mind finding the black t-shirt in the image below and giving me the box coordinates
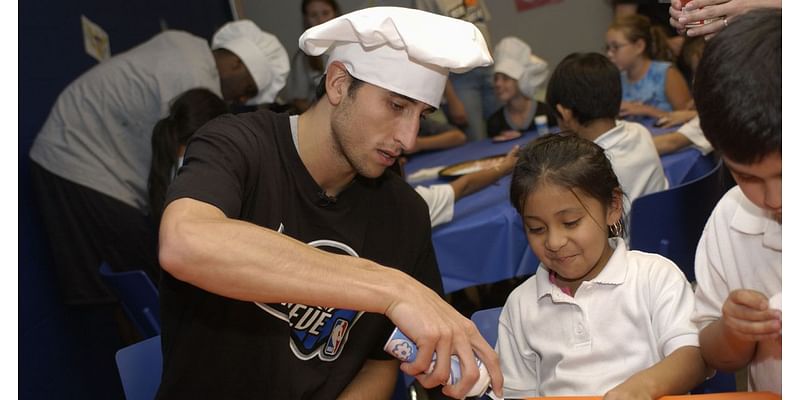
[486,101,557,138]
[157,110,443,399]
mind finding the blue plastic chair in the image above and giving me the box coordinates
[99,262,161,338]
[116,335,162,400]
[629,160,733,282]
[471,307,503,348]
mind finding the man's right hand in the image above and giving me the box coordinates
[721,289,782,342]
[382,271,503,399]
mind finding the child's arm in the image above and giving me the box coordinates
[449,145,519,200]
[604,346,707,400]
[664,66,693,112]
[653,132,693,155]
[699,289,782,372]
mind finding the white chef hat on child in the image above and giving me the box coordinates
[298,7,493,108]
[493,36,548,99]
[212,20,290,106]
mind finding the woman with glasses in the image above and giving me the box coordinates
[606,14,692,125]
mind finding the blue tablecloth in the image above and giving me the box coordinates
[405,127,714,293]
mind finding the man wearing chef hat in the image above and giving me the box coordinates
[157,7,503,400]
[28,20,289,309]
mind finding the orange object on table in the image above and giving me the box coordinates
[525,393,780,400]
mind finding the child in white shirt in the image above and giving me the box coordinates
[544,52,668,221]
[690,9,782,394]
[495,134,707,399]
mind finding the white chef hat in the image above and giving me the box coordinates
[212,19,290,105]
[493,36,549,99]
[298,6,493,108]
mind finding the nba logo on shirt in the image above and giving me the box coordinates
[324,318,348,356]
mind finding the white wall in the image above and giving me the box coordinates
[240,0,613,88]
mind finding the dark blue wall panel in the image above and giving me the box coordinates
[20,2,232,398]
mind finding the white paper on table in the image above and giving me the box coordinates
[406,166,445,184]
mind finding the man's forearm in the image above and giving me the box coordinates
[159,198,408,314]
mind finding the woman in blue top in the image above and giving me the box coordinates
[606,14,692,124]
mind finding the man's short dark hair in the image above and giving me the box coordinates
[694,9,781,164]
[545,53,622,125]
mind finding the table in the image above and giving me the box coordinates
[405,128,714,294]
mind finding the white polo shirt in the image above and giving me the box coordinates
[595,120,669,217]
[693,186,782,394]
[495,238,698,398]
[414,184,455,228]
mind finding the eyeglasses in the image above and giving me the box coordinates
[604,43,632,53]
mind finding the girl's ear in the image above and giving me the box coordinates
[633,38,647,55]
[606,187,624,227]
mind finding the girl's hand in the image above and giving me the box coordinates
[603,381,652,400]
[619,101,645,117]
[722,289,782,342]
[656,110,698,128]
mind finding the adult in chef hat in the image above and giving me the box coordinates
[155,7,505,400]
[487,36,554,139]
[298,6,493,108]
[212,19,290,105]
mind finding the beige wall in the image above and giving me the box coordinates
[240,0,614,92]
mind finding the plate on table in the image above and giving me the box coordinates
[491,130,522,142]
[438,154,506,178]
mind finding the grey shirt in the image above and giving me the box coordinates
[30,30,221,210]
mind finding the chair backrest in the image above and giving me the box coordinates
[116,335,162,400]
[99,262,161,338]
[629,160,733,282]
[470,307,503,348]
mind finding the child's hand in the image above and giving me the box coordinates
[722,289,782,342]
[619,101,649,118]
[495,145,520,175]
[656,110,698,128]
[603,381,652,400]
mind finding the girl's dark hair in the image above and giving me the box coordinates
[610,14,673,62]
[148,88,228,219]
[510,134,625,236]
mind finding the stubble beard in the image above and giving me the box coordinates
[330,101,384,179]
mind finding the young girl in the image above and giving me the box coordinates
[282,0,341,113]
[494,134,707,399]
[148,88,228,220]
[487,36,555,141]
[606,14,692,123]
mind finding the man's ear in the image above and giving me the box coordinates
[325,61,350,106]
